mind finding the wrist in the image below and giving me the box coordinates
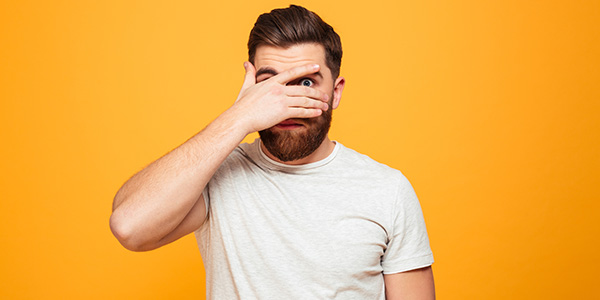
[217,107,254,139]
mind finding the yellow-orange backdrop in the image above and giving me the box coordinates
[1,0,598,299]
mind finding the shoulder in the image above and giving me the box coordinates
[335,143,408,182]
[335,143,419,203]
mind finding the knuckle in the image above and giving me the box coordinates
[286,68,298,79]
[304,98,312,107]
[300,109,311,117]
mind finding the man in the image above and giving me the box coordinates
[110,5,434,299]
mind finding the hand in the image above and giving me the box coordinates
[229,61,330,134]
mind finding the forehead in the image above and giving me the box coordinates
[254,43,329,73]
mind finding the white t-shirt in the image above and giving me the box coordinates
[195,139,433,299]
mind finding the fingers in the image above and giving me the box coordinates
[240,62,256,92]
[287,107,324,119]
[287,97,329,111]
[284,86,329,103]
[275,64,320,84]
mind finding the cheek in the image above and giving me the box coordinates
[317,86,335,100]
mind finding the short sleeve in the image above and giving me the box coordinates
[381,176,434,274]
[202,184,210,219]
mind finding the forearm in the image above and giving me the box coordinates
[110,110,249,250]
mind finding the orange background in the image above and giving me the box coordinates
[1,0,598,299]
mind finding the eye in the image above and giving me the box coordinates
[300,78,314,87]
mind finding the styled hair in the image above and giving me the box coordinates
[248,5,342,78]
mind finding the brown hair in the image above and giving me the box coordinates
[248,5,343,78]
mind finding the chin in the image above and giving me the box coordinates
[260,120,330,162]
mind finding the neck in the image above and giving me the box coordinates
[260,136,335,165]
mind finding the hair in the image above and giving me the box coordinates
[248,5,342,78]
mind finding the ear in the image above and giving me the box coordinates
[331,76,345,110]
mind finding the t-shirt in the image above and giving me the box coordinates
[195,139,433,299]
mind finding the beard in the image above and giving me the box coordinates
[259,103,332,162]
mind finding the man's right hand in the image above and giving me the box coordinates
[110,62,331,252]
[228,62,330,135]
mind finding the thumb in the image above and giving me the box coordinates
[240,61,256,92]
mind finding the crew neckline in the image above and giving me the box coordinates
[254,138,340,172]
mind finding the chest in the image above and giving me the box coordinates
[206,171,397,277]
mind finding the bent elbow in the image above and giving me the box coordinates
[109,212,152,252]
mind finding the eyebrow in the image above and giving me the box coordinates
[255,67,278,78]
[255,67,324,80]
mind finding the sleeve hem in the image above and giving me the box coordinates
[382,253,434,274]
[202,188,210,219]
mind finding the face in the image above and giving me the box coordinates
[254,43,343,162]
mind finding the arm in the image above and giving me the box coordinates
[384,266,435,300]
[109,62,329,251]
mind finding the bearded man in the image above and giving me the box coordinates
[110,5,435,299]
